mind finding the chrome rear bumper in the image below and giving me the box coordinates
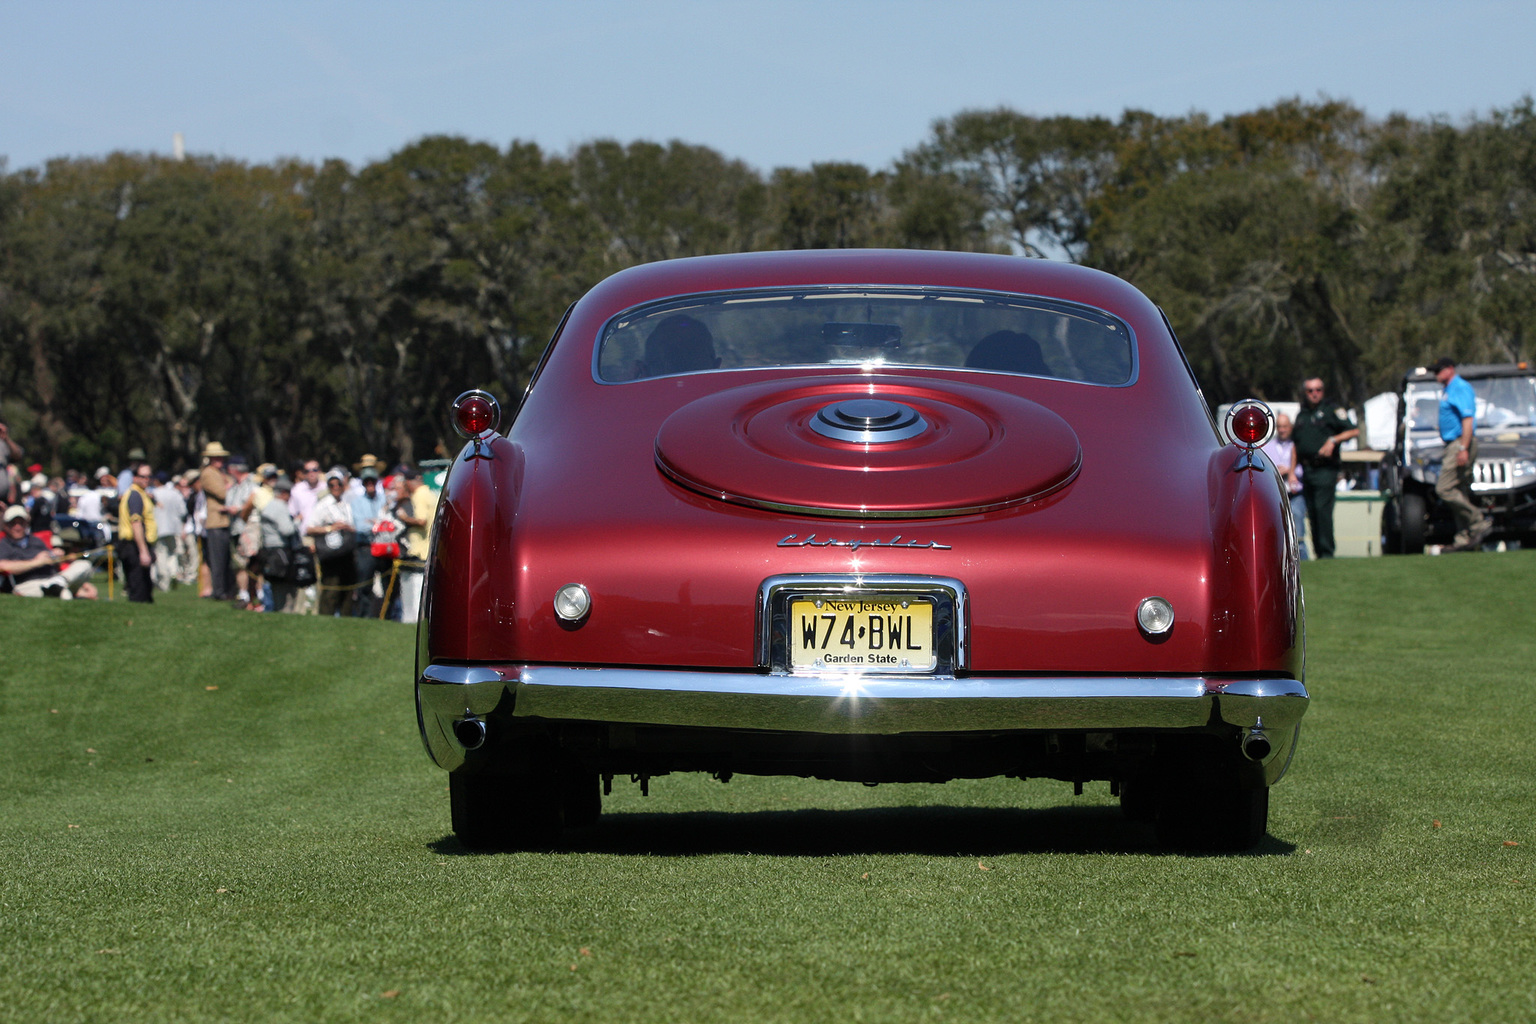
[417,664,1308,779]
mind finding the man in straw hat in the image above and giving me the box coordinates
[349,454,382,499]
[199,441,235,601]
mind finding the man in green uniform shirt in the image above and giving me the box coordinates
[1293,377,1359,558]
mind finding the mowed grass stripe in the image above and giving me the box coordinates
[1,554,1532,1023]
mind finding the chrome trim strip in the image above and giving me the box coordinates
[656,451,1081,519]
[657,451,1081,521]
[421,664,511,688]
[520,667,1211,702]
[1212,676,1310,726]
[417,663,1308,770]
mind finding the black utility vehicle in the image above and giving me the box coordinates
[1381,362,1536,552]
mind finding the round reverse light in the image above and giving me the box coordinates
[1224,399,1274,449]
[1137,596,1175,636]
[553,583,591,622]
[452,389,501,439]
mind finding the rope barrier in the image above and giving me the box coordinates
[379,559,402,620]
[314,577,377,592]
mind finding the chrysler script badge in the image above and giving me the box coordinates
[777,533,952,551]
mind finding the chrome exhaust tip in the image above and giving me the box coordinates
[1240,719,1272,762]
[453,714,487,751]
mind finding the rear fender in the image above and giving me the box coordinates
[1205,446,1303,678]
[418,434,525,672]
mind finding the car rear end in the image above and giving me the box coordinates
[416,250,1308,850]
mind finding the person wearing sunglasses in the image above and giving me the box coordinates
[1293,377,1359,558]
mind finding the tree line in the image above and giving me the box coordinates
[2,97,1534,473]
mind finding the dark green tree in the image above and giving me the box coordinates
[572,139,768,264]
[901,109,1120,260]
[1369,100,1536,376]
[769,162,892,249]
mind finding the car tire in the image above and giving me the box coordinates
[1118,776,1157,824]
[1381,498,1403,554]
[560,771,603,830]
[1154,784,1268,853]
[450,769,563,851]
[1399,491,1427,555]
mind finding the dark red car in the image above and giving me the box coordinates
[416,249,1308,851]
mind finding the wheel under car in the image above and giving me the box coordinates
[1122,745,1270,851]
[1149,782,1269,852]
[449,765,601,851]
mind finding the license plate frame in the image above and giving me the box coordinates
[759,575,968,676]
[788,595,936,673]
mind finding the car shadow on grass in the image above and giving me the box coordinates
[431,805,1296,857]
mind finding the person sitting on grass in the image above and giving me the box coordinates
[0,504,99,599]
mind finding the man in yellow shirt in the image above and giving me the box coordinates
[394,465,438,624]
[118,462,157,603]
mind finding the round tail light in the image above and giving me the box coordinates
[1224,399,1274,449]
[553,583,591,623]
[452,390,501,439]
[1137,596,1175,637]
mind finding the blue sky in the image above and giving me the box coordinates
[4,0,1534,174]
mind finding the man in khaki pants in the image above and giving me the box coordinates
[199,442,234,599]
[1430,357,1491,551]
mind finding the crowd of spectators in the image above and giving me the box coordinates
[1,423,437,620]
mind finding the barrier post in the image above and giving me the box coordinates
[379,559,401,620]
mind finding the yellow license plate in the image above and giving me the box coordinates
[789,596,936,673]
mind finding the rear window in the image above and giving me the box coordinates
[595,288,1134,386]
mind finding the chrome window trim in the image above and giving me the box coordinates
[755,573,969,674]
[590,285,1140,389]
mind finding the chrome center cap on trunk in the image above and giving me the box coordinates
[809,398,927,444]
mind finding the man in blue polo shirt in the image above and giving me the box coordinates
[1431,356,1491,551]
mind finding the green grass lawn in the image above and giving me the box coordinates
[2,554,1533,1023]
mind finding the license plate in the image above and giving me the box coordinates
[789,596,936,673]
